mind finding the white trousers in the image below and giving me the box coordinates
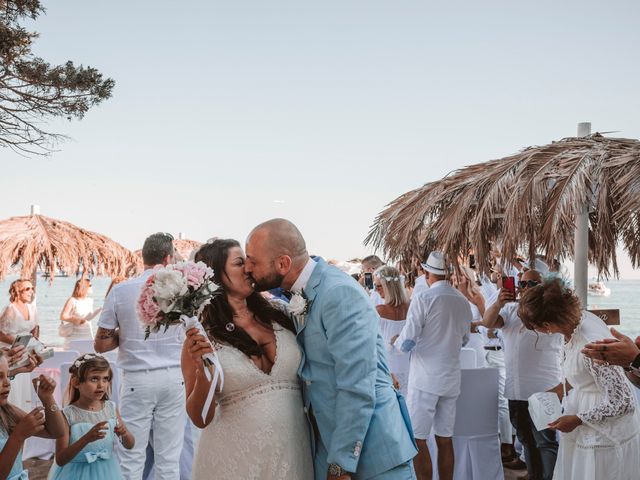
[119,367,186,480]
[484,349,513,443]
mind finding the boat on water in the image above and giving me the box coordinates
[588,281,611,297]
[40,271,69,278]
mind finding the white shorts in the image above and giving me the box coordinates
[407,389,457,439]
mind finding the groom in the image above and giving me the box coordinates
[245,219,417,480]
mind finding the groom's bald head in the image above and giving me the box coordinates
[245,219,309,291]
[248,218,308,260]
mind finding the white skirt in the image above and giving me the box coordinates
[553,431,640,480]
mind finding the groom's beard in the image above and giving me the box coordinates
[250,271,285,292]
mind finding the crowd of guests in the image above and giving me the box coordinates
[1,231,640,480]
[359,251,640,480]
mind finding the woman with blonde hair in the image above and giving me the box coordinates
[0,278,40,410]
[374,265,411,395]
[59,278,101,349]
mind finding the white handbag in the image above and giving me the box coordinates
[58,321,74,337]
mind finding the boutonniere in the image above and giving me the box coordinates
[289,290,311,326]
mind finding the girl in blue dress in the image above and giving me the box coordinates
[49,353,134,480]
[1,349,66,480]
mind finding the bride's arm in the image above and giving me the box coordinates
[181,330,217,428]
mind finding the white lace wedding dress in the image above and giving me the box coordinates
[555,311,640,480]
[192,326,314,480]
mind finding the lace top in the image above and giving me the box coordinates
[576,355,635,425]
[192,326,313,479]
[0,303,38,348]
[562,312,639,448]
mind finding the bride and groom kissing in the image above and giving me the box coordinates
[182,218,417,479]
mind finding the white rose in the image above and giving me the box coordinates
[152,269,188,301]
[288,293,307,316]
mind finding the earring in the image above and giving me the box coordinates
[225,322,235,332]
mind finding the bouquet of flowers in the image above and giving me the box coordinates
[137,260,218,339]
[137,261,223,421]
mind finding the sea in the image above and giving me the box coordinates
[0,275,639,347]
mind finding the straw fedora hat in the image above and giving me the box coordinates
[421,251,447,275]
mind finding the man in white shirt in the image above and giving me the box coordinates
[95,233,186,480]
[393,251,472,480]
[481,270,561,480]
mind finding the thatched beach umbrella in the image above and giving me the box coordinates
[173,239,202,261]
[366,130,640,302]
[0,207,140,282]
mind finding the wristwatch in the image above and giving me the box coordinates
[328,463,348,476]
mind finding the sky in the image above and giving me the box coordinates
[2,0,640,277]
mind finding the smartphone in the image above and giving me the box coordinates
[11,333,32,349]
[364,272,374,290]
[469,254,476,269]
[503,276,516,299]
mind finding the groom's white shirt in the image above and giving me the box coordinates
[291,258,317,293]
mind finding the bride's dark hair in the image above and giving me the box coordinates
[195,239,295,358]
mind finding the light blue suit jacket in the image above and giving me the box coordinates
[297,259,417,479]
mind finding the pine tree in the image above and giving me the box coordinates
[0,0,115,154]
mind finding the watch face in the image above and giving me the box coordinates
[328,464,344,476]
[632,353,640,369]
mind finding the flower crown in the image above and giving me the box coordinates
[72,353,105,369]
[374,272,405,283]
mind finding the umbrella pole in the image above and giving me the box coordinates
[574,122,591,307]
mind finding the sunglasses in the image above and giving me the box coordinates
[19,286,34,293]
[518,280,540,289]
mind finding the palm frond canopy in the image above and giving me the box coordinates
[0,214,140,282]
[173,239,202,261]
[366,134,640,277]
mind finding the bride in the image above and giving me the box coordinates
[518,278,640,480]
[181,239,313,479]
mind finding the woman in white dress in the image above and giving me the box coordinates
[374,265,411,396]
[0,279,39,410]
[518,278,640,480]
[59,278,101,349]
[181,239,313,480]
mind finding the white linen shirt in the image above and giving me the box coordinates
[412,275,429,298]
[499,302,563,400]
[395,280,472,397]
[98,269,183,372]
